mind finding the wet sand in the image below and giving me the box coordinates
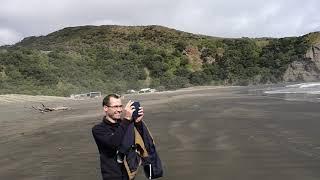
[1,86,320,180]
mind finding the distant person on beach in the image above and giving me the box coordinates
[92,94,144,180]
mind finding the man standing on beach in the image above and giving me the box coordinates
[92,94,144,180]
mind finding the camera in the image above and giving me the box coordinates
[132,101,141,119]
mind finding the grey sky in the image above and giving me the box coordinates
[0,0,319,45]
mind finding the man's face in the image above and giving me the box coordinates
[104,97,123,120]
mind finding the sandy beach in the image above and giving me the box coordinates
[1,86,320,180]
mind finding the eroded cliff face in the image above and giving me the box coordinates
[283,43,320,82]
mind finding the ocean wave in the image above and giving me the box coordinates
[285,82,320,88]
[265,82,320,95]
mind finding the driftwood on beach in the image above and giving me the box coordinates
[32,103,70,113]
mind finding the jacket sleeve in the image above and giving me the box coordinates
[92,120,130,149]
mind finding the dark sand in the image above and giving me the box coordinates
[1,86,320,180]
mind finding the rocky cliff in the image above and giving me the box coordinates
[283,43,320,82]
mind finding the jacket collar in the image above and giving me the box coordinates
[103,116,121,126]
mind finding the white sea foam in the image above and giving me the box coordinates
[285,83,320,88]
[265,82,320,95]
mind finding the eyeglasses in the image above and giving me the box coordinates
[107,105,123,109]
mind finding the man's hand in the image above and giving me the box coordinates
[135,106,144,123]
[123,100,134,120]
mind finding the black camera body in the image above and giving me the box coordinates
[132,101,141,119]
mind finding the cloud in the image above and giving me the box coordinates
[0,0,319,45]
[0,28,22,45]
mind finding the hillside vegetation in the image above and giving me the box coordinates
[0,25,318,96]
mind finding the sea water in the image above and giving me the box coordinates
[244,82,320,102]
[263,82,320,102]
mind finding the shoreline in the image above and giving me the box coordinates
[0,85,238,105]
[1,86,320,180]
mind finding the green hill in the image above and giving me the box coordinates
[0,25,319,96]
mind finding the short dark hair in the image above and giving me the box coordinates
[102,94,121,106]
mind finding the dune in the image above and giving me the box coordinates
[0,94,69,104]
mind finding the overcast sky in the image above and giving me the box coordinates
[0,0,320,45]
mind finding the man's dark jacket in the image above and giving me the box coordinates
[92,117,130,180]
